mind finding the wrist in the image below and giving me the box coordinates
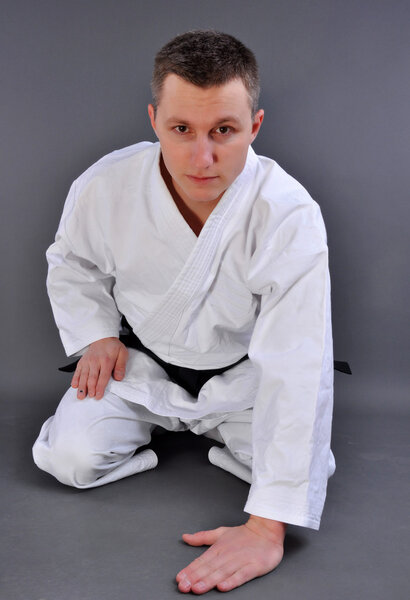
[89,336,119,347]
[245,515,287,544]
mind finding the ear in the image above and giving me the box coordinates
[250,109,264,142]
[148,104,157,134]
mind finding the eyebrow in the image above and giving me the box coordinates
[164,116,242,127]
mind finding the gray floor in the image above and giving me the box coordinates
[1,376,409,600]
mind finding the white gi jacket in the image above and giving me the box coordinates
[47,141,334,530]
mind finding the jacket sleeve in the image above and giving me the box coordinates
[46,178,122,356]
[244,201,334,530]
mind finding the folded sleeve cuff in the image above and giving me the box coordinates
[61,326,121,357]
[244,492,321,531]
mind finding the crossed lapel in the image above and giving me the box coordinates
[137,148,257,346]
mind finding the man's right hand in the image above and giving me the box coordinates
[71,337,129,400]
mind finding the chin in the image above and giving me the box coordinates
[172,174,227,205]
[190,191,224,204]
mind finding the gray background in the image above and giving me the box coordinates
[1,1,409,599]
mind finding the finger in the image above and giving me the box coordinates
[177,573,192,593]
[182,527,227,547]
[77,365,89,399]
[176,544,224,588]
[176,530,225,584]
[71,364,80,388]
[217,563,258,592]
[113,345,128,381]
[190,564,237,595]
[186,561,233,595]
[86,362,100,398]
[95,357,114,400]
[178,553,237,595]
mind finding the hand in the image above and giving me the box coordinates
[71,337,129,400]
[176,515,286,594]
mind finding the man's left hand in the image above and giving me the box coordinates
[176,515,286,594]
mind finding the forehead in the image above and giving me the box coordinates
[157,74,252,120]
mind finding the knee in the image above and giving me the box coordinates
[33,429,102,488]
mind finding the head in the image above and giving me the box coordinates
[148,31,264,209]
[151,30,260,118]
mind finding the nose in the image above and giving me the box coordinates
[191,136,215,170]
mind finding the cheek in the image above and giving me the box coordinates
[223,145,248,178]
[162,143,186,174]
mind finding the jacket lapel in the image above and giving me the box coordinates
[137,147,257,346]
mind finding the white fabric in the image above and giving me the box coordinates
[32,385,253,488]
[208,447,252,484]
[45,141,334,529]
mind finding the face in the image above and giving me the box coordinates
[148,74,264,209]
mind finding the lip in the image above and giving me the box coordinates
[187,175,219,184]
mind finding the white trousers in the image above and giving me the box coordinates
[32,386,254,489]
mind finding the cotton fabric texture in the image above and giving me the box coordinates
[40,142,334,530]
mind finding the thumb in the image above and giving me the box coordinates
[113,345,129,380]
[182,527,227,547]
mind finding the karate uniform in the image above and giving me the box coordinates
[33,141,334,530]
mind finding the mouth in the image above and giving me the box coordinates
[187,175,219,184]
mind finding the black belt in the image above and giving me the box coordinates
[59,318,249,396]
[59,317,351,396]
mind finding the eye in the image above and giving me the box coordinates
[174,125,188,133]
[215,126,232,135]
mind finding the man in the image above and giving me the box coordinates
[33,31,335,594]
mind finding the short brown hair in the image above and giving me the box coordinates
[151,30,260,116]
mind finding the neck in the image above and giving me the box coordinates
[159,155,218,236]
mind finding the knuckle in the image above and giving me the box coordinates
[250,557,268,576]
[214,567,228,581]
[100,360,112,372]
[243,563,256,577]
[193,555,205,566]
